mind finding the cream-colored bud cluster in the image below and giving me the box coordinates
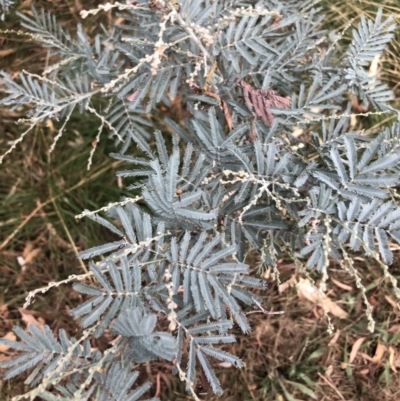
[102,53,153,93]
[80,2,139,19]
[186,60,203,86]
[150,12,173,74]
[215,6,280,31]
[164,267,178,331]
[319,216,332,293]
[220,168,302,225]
[222,169,248,180]
[290,143,305,152]
[188,22,214,46]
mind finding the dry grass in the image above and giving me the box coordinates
[1,1,400,400]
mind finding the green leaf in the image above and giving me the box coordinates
[286,380,317,400]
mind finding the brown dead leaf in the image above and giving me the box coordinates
[240,81,291,126]
[218,362,233,368]
[388,324,400,332]
[325,364,333,377]
[279,275,297,293]
[0,48,17,57]
[18,308,46,328]
[384,295,400,310]
[371,342,386,364]
[296,278,348,319]
[19,0,34,9]
[328,329,341,347]
[349,337,366,364]
[350,94,368,113]
[358,352,374,362]
[115,17,125,25]
[0,331,16,352]
[24,248,41,264]
[222,100,233,131]
[331,277,353,292]
[389,346,397,373]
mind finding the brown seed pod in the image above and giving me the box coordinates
[176,188,183,202]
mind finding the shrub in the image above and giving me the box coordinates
[1,1,399,400]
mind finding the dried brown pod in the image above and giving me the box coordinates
[240,80,291,126]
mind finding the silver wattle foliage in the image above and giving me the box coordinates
[0,1,399,400]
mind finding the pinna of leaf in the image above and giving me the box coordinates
[240,80,291,126]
